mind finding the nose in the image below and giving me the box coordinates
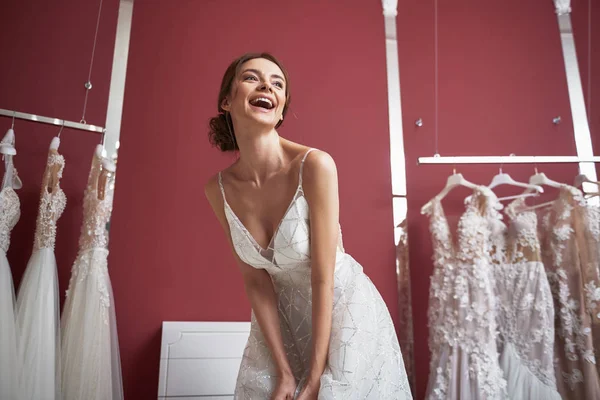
[258,81,273,92]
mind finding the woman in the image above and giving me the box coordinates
[205,53,411,400]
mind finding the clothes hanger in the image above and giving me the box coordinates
[574,173,600,188]
[572,167,600,198]
[421,168,479,214]
[49,121,64,151]
[0,129,17,156]
[529,168,563,189]
[1,114,17,156]
[98,131,116,172]
[0,127,23,190]
[487,166,543,201]
[512,167,565,210]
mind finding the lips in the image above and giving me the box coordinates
[249,96,275,110]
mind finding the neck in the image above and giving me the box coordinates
[234,125,287,185]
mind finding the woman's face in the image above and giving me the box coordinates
[223,58,286,129]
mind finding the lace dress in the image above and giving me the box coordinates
[219,149,412,399]
[0,152,22,400]
[538,185,600,399]
[488,198,560,399]
[16,148,66,400]
[423,186,507,400]
[578,194,600,374]
[60,146,123,400]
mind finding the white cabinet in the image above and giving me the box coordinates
[158,321,250,399]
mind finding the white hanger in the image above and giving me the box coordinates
[49,137,60,150]
[101,158,116,172]
[0,129,17,156]
[512,168,565,210]
[421,170,479,214]
[487,167,543,201]
[529,169,563,189]
[92,144,115,174]
[0,129,23,190]
[574,173,600,188]
[48,121,64,151]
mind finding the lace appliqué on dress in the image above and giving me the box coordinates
[539,185,600,399]
[33,153,66,250]
[0,188,20,253]
[424,187,507,400]
[493,198,559,396]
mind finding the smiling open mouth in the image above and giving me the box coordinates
[249,97,274,110]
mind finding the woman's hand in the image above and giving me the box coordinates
[270,373,297,400]
[295,378,320,400]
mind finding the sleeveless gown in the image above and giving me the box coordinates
[61,145,123,400]
[538,185,600,399]
[218,149,412,399]
[16,148,66,400]
[423,187,507,399]
[0,151,22,399]
[491,198,560,399]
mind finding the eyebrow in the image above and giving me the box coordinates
[241,68,286,83]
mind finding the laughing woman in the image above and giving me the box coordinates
[204,53,412,400]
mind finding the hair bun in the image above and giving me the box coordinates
[208,113,237,152]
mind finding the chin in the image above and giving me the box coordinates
[248,114,278,129]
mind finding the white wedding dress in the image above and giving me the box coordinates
[423,187,507,400]
[0,145,22,400]
[16,146,66,400]
[218,149,412,399]
[61,145,123,400]
[489,198,561,399]
[538,185,600,400]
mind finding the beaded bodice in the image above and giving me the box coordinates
[78,150,115,251]
[33,152,66,250]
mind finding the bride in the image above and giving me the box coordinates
[204,53,412,400]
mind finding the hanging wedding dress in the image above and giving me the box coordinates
[16,138,65,400]
[219,149,412,399]
[487,198,560,399]
[61,145,123,400]
[578,193,600,373]
[0,130,22,400]
[537,185,600,400]
[423,186,507,399]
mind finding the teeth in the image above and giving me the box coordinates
[252,97,273,107]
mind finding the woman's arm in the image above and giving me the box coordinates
[204,176,295,383]
[301,151,339,389]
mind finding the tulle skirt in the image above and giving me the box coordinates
[61,248,123,400]
[499,342,562,400]
[16,247,61,400]
[0,249,21,399]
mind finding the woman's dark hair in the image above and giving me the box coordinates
[208,52,291,152]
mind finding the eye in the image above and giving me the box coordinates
[243,75,258,81]
[273,81,284,89]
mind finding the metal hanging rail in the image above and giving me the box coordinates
[417,155,600,165]
[0,108,104,133]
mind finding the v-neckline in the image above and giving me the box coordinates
[428,186,492,253]
[223,182,304,253]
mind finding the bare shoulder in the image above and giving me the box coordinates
[303,149,338,183]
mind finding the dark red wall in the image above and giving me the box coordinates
[0,1,118,300]
[109,0,397,398]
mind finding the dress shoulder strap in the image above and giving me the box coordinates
[217,171,227,201]
[298,148,316,187]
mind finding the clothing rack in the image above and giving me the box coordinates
[0,108,104,133]
[417,155,600,165]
